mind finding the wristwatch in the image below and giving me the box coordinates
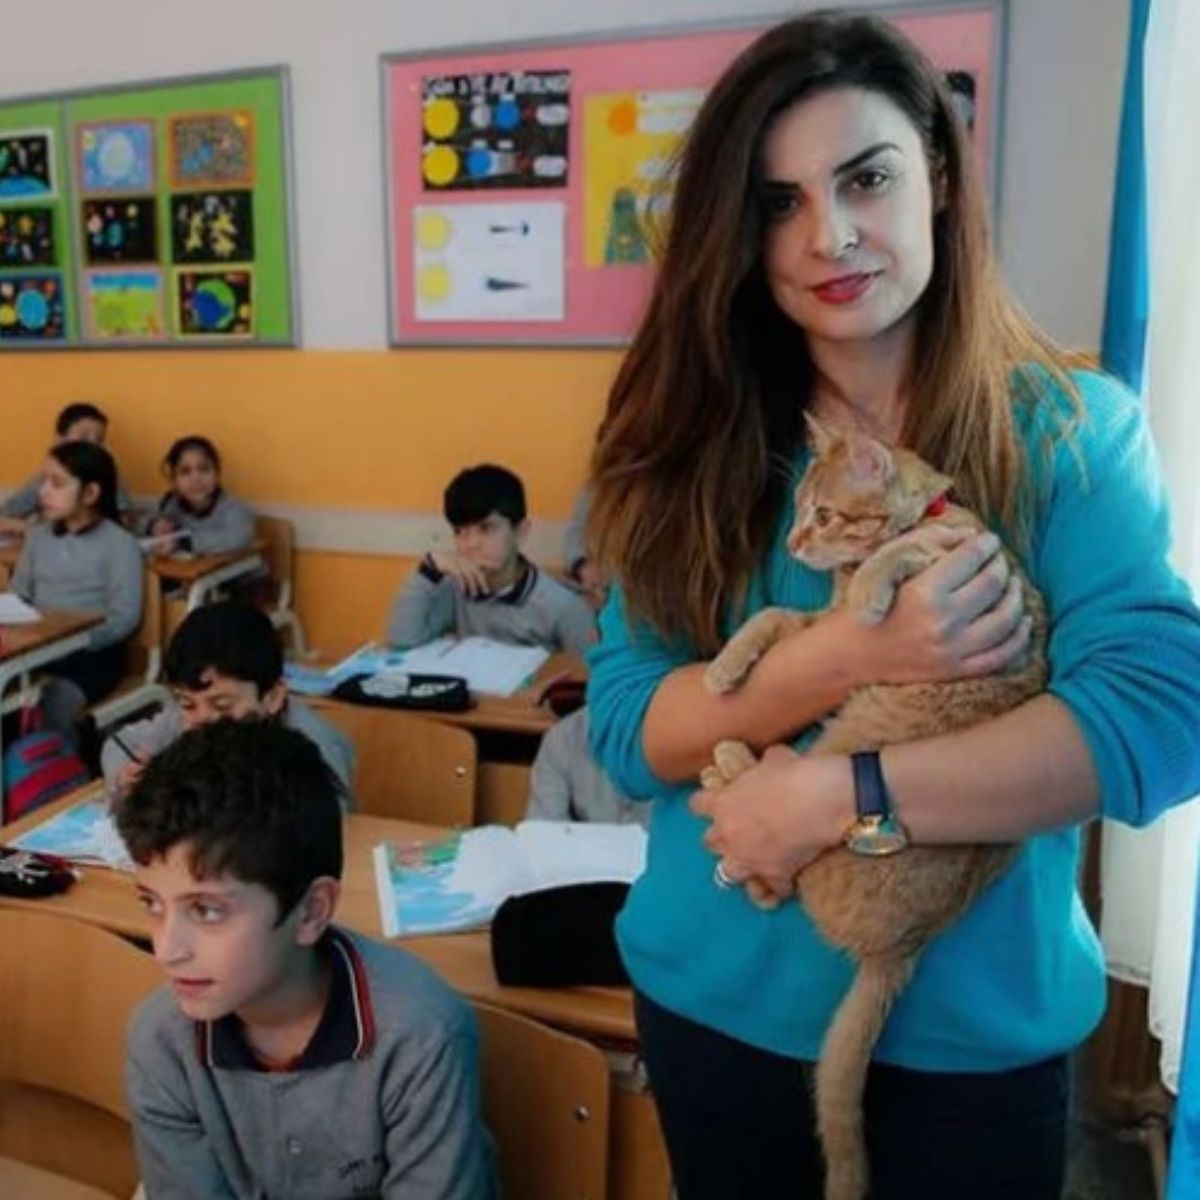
[844,751,909,856]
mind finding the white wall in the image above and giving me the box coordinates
[0,0,1128,350]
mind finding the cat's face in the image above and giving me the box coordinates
[787,430,907,570]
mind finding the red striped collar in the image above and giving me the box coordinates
[194,927,376,1072]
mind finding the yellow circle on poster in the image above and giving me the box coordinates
[416,210,452,250]
[418,264,452,303]
[422,145,459,187]
[424,98,460,140]
[607,98,638,136]
[0,304,15,327]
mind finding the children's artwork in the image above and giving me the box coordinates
[414,201,565,322]
[0,205,55,266]
[175,267,253,336]
[373,822,647,937]
[385,5,1006,344]
[169,111,255,188]
[78,121,155,193]
[584,89,701,267]
[421,70,570,190]
[0,129,54,199]
[83,268,165,339]
[170,189,254,263]
[81,196,158,264]
[0,272,65,340]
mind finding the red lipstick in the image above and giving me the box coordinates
[810,272,878,305]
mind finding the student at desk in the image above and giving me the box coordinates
[144,435,255,556]
[527,707,648,827]
[387,463,596,656]
[102,602,353,801]
[119,719,495,1200]
[0,401,131,533]
[9,441,142,730]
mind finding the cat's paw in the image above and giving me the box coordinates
[703,650,757,694]
[699,764,726,790]
[713,739,758,781]
[846,572,896,627]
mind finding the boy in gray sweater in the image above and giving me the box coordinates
[387,463,596,657]
[102,602,353,802]
[119,719,495,1200]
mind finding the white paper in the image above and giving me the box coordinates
[10,797,133,871]
[0,592,40,624]
[391,636,548,696]
[515,820,648,890]
[414,201,565,322]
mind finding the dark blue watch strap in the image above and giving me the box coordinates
[851,751,891,820]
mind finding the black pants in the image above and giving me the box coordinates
[635,990,1069,1200]
[45,643,125,703]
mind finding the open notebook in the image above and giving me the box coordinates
[373,821,647,937]
[285,636,549,699]
[9,794,132,871]
[0,593,40,624]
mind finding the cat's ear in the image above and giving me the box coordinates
[803,411,839,454]
[844,434,895,487]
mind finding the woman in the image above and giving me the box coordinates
[587,13,1200,1200]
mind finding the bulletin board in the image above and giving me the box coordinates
[382,2,1007,347]
[0,66,297,349]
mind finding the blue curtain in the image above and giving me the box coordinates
[1100,0,1151,392]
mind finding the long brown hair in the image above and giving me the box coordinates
[589,11,1078,654]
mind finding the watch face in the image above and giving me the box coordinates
[846,817,908,857]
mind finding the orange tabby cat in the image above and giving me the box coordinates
[701,417,1047,1200]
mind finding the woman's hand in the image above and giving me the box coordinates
[689,745,853,896]
[844,529,1031,686]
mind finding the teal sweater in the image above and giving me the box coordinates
[587,370,1200,1072]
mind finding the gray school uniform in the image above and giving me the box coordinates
[563,487,592,576]
[2,472,132,518]
[387,560,596,656]
[101,698,355,797]
[126,927,495,1200]
[526,707,649,827]
[10,518,142,650]
[148,490,256,555]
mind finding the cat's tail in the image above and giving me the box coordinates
[815,954,916,1200]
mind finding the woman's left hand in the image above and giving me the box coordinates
[689,745,853,896]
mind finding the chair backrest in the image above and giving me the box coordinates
[472,1001,610,1200]
[0,909,162,1122]
[254,515,294,608]
[318,704,478,825]
[128,567,164,683]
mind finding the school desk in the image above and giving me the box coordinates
[146,541,266,612]
[0,610,103,798]
[0,787,670,1199]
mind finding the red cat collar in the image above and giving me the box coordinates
[924,494,949,518]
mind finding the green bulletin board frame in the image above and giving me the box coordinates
[0,66,297,349]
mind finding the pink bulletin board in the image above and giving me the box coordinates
[383,4,1006,346]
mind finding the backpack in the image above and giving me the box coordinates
[3,707,91,824]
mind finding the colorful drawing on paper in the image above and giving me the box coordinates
[83,269,165,339]
[0,272,65,340]
[170,190,254,263]
[0,130,55,200]
[420,70,569,191]
[0,206,55,266]
[78,121,155,193]
[413,201,564,322]
[584,90,702,268]
[175,267,253,336]
[169,112,255,188]
[81,196,158,264]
